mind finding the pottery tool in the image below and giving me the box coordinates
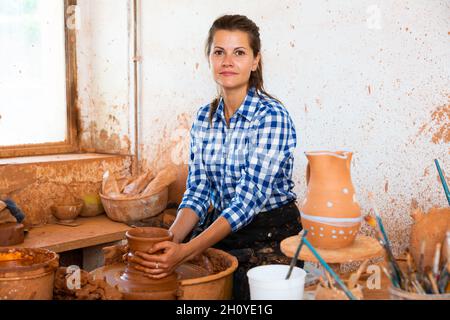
[434,159,450,206]
[348,260,369,290]
[324,268,336,289]
[285,230,308,280]
[427,270,440,294]
[302,237,357,300]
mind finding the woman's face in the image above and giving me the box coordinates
[209,30,260,92]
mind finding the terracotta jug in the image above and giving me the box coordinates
[300,151,361,249]
[121,227,179,300]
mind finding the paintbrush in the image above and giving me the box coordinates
[367,213,404,286]
[427,270,440,294]
[432,243,442,280]
[434,159,450,206]
[412,279,426,294]
[302,237,357,300]
[366,214,403,287]
[438,262,449,294]
[382,266,397,287]
[368,196,406,286]
[418,240,426,281]
[285,230,308,280]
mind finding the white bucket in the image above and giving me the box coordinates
[247,264,306,300]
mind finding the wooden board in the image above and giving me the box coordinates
[280,235,384,263]
[13,215,131,253]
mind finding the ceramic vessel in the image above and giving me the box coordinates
[51,200,83,222]
[409,207,450,269]
[300,151,361,249]
[120,227,179,300]
[0,248,59,299]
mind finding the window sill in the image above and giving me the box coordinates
[0,153,130,166]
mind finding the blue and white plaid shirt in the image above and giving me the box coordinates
[179,87,297,232]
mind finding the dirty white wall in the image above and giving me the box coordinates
[77,0,132,154]
[77,0,450,255]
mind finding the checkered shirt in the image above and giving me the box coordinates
[178,87,297,232]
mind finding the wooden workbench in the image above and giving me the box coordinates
[15,215,131,253]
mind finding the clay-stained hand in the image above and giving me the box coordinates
[129,241,188,279]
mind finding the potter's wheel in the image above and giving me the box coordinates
[91,262,210,290]
[91,247,238,300]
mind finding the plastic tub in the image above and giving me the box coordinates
[247,264,306,300]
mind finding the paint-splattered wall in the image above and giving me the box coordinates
[77,0,450,255]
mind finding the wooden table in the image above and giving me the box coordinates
[15,215,131,253]
[14,215,132,270]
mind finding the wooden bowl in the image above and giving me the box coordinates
[51,200,83,222]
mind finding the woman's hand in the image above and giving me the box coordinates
[129,241,189,279]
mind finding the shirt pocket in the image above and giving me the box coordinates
[225,137,248,180]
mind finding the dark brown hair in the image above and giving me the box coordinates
[205,14,282,123]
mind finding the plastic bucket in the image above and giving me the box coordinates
[247,264,306,300]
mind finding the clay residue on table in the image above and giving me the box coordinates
[188,249,232,275]
[54,267,122,300]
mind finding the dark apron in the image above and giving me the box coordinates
[190,200,303,300]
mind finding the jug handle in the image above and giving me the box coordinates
[306,163,310,186]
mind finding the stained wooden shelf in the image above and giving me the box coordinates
[14,215,132,253]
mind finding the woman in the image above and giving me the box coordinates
[131,14,302,300]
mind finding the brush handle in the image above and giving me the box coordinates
[302,238,357,300]
[285,230,308,280]
[434,159,450,206]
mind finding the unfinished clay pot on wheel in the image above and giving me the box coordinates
[300,151,361,249]
[120,227,179,300]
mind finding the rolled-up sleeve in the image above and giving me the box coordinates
[220,108,296,232]
[178,118,211,223]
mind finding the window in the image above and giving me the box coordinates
[0,0,78,157]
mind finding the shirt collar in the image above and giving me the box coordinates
[213,87,259,123]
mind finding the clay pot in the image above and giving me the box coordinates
[80,194,105,217]
[409,207,450,269]
[300,151,361,249]
[315,282,364,300]
[121,227,179,300]
[0,223,24,246]
[0,248,59,299]
[51,200,83,222]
